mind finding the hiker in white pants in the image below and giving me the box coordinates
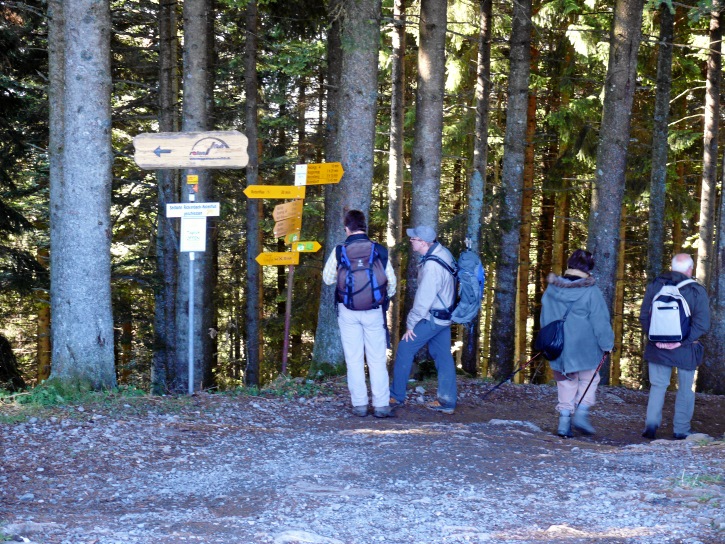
[322,210,397,418]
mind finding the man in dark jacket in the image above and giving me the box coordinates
[639,254,710,440]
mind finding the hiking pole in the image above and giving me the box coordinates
[480,352,542,401]
[575,351,609,411]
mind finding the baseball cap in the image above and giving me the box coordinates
[406,225,437,243]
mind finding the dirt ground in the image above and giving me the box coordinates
[1,378,724,544]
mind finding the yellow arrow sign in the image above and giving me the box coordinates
[255,252,300,266]
[272,200,303,222]
[244,185,306,199]
[294,162,344,186]
[273,216,302,238]
[292,241,322,253]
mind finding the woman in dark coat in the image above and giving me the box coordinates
[540,249,614,437]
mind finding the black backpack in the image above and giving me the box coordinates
[335,240,388,311]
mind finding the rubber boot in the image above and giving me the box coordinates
[557,410,573,438]
[573,404,595,435]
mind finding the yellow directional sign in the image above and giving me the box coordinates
[255,252,300,266]
[272,200,303,222]
[274,216,302,238]
[244,185,306,199]
[292,241,322,253]
[284,232,301,244]
[294,162,344,186]
[134,130,249,169]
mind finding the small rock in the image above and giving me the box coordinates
[415,386,426,394]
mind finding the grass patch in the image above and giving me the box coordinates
[227,375,336,399]
[676,470,724,489]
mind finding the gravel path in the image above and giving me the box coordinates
[1,382,724,543]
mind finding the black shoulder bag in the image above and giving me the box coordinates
[534,299,577,361]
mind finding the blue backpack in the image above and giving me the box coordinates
[424,249,485,326]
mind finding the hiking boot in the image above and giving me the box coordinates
[425,400,455,415]
[572,404,595,435]
[673,432,691,440]
[641,425,658,440]
[373,406,391,418]
[557,410,573,438]
[389,397,405,411]
[352,405,368,417]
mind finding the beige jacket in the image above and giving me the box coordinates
[407,242,457,330]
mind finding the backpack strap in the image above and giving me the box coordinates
[676,279,696,290]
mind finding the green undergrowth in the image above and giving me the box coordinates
[226,375,338,399]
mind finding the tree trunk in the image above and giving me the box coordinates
[695,6,722,292]
[175,0,214,392]
[310,0,382,375]
[244,0,262,386]
[409,0,447,232]
[386,0,406,358]
[460,0,492,375]
[50,0,116,389]
[152,0,180,394]
[515,90,536,382]
[36,248,51,383]
[697,152,725,394]
[611,208,627,386]
[586,0,644,384]
[488,0,532,380]
[646,3,674,283]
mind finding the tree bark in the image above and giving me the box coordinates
[244,0,262,386]
[386,0,406,358]
[488,0,532,380]
[695,6,722,292]
[50,0,116,389]
[646,3,674,283]
[515,91,537,381]
[310,0,382,375]
[152,0,180,394]
[460,0,492,376]
[174,0,214,392]
[586,0,644,384]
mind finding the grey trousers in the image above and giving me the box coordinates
[645,362,696,435]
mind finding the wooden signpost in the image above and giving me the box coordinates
[243,163,343,374]
[272,200,303,222]
[133,130,248,169]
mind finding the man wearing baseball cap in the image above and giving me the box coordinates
[390,225,458,414]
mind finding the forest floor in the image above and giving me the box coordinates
[1,377,724,544]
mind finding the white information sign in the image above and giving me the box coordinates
[166,202,220,218]
[180,217,207,253]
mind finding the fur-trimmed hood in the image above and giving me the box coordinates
[546,271,596,289]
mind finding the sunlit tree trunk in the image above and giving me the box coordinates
[697,152,725,394]
[461,0,492,376]
[586,0,644,384]
[387,0,406,358]
[174,0,213,392]
[50,0,116,389]
[489,0,532,380]
[646,3,674,283]
[695,5,722,291]
[311,0,382,375]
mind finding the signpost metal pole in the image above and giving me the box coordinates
[188,251,195,394]
[281,264,295,375]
